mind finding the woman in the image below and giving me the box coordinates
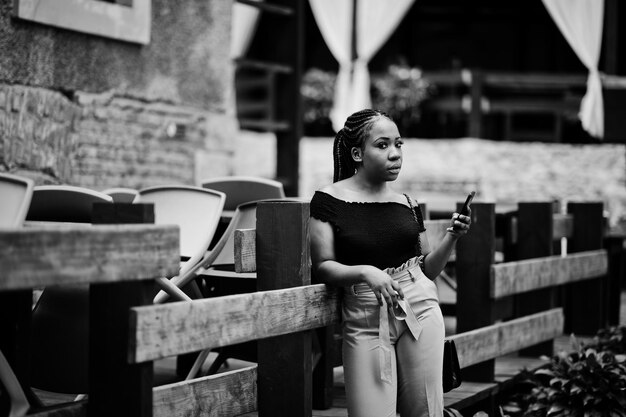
[309,109,471,417]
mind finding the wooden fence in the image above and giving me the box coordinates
[0,200,619,416]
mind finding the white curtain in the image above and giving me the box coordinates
[542,0,605,138]
[309,0,414,131]
[230,0,263,59]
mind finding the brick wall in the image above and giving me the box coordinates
[0,84,236,189]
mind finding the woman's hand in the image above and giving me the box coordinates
[446,209,471,237]
[360,266,404,307]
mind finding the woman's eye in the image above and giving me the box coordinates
[378,143,388,149]
[396,142,403,148]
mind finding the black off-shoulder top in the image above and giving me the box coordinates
[310,191,426,269]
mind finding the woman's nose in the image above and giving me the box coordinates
[389,148,401,160]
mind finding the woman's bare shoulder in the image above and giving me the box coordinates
[318,181,350,199]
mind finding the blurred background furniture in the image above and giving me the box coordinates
[26,185,113,223]
[134,185,226,302]
[200,176,285,212]
[28,185,113,395]
[102,187,139,204]
[0,173,34,228]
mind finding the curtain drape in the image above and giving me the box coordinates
[230,0,263,59]
[542,0,605,138]
[308,0,353,131]
[352,0,414,121]
[309,0,414,131]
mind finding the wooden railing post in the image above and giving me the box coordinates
[456,202,496,381]
[565,202,605,335]
[515,202,556,357]
[89,203,156,417]
[605,235,625,326]
[468,69,484,138]
[256,201,312,417]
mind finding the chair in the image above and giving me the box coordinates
[26,185,113,223]
[0,173,33,416]
[102,187,139,204]
[134,185,226,302]
[152,198,299,377]
[0,173,34,227]
[200,176,285,211]
[28,185,113,394]
[153,199,265,304]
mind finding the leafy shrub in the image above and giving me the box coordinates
[501,327,626,417]
[370,65,432,135]
[300,65,432,136]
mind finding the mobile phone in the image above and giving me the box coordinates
[459,191,476,216]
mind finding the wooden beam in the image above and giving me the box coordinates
[256,200,312,416]
[565,202,606,335]
[234,229,256,273]
[456,203,496,381]
[130,284,340,363]
[0,225,179,291]
[153,366,257,417]
[515,202,555,357]
[450,308,564,369]
[491,250,608,299]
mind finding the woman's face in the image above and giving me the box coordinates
[355,117,403,182]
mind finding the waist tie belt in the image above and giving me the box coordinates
[350,263,424,384]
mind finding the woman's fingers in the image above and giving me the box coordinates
[391,280,404,300]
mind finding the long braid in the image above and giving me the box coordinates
[332,109,393,183]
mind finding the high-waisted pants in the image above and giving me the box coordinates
[342,257,445,417]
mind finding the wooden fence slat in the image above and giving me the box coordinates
[130,284,340,363]
[491,249,608,298]
[153,366,257,417]
[234,228,256,273]
[450,308,563,368]
[0,225,179,290]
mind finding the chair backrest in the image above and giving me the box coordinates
[0,172,34,227]
[200,176,285,211]
[26,185,113,223]
[210,198,301,267]
[211,201,259,267]
[102,187,139,204]
[135,185,226,273]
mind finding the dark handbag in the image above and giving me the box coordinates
[443,339,462,392]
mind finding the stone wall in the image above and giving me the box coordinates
[0,0,237,189]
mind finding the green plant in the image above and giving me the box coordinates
[501,327,626,417]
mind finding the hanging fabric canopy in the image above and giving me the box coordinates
[230,0,263,60]
[542,0,605,138]
[309,0,414,132]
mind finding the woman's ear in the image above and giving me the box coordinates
[351,147,362,162]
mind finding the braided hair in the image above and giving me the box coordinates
[333,109,393,183]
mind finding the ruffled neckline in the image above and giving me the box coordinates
[315,190,412,209]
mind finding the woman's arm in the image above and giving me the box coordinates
[421,210,471,280]
[310,217,404,306]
